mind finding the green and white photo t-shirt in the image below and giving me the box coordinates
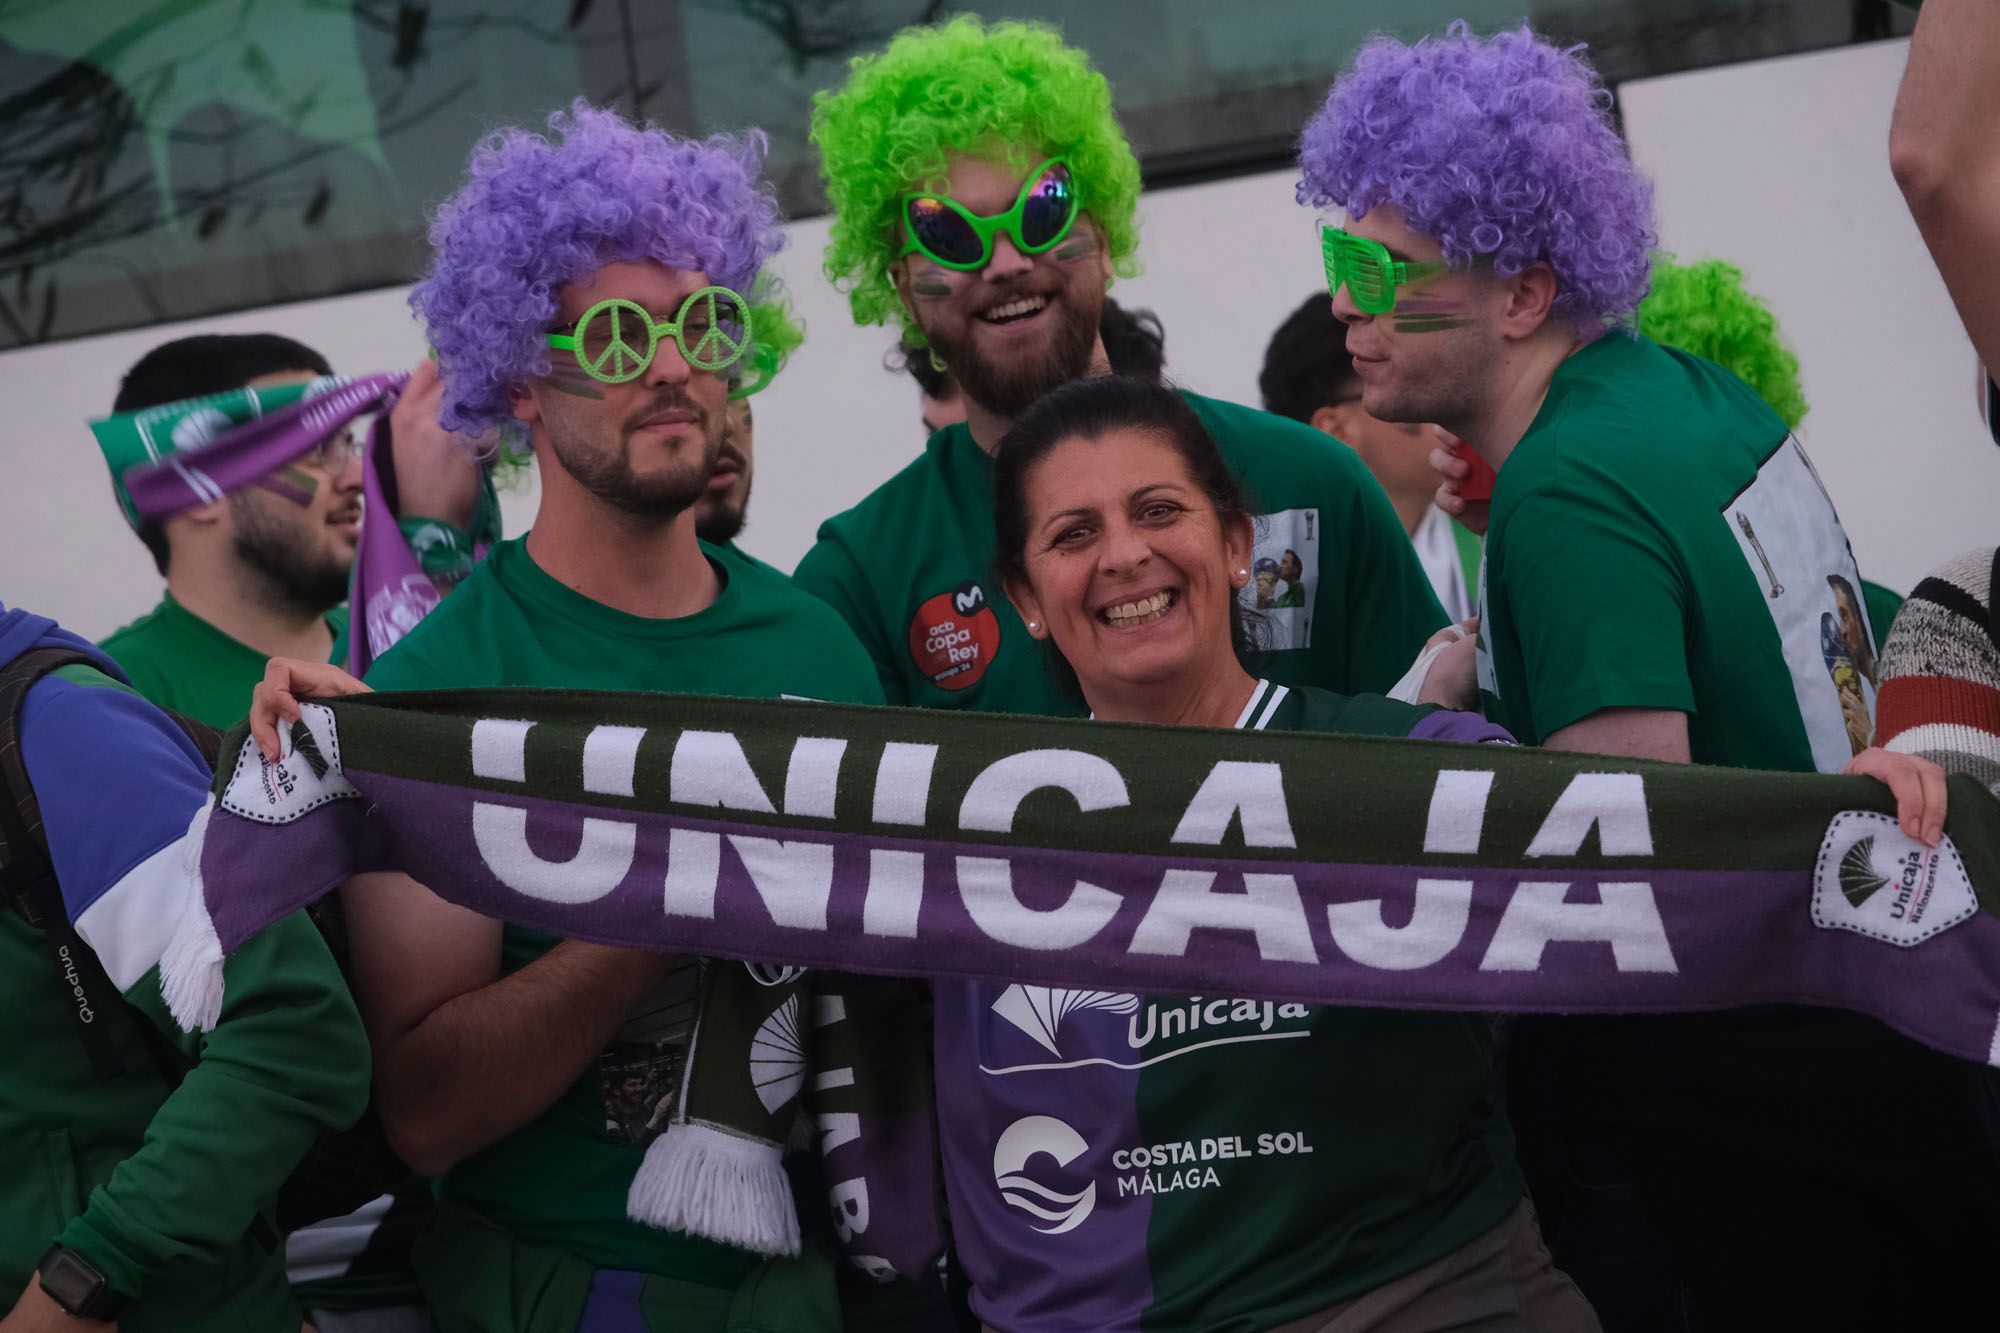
[1478,332,1879,773]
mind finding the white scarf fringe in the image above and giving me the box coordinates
[159,796,226,1032]
[627,1120,801,1257]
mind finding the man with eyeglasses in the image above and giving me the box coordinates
[1260,292,1481,622]
[792,17,1502,1333]
[94,336,481,1332]
[795,16,1448,713]
[301,102,875,1333]
[100,335,357,726]
[1303,21,2000,1329]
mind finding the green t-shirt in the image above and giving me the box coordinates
[1477,332,1881,772]
[100,593,348,730]
[362,536,881,1288]
[793,391,1447,714]
[717,540,791,583]
[1862,579,1903,654]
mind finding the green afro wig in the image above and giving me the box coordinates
[733,294,804,399]
[810,15,1143,344]
[1637,256,1808,431]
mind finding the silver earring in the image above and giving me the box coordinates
[1235,567,1249,582]
[1026,619,1041,634]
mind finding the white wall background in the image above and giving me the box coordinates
[2,36,1987,637]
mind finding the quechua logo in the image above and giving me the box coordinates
[908,580,999,691]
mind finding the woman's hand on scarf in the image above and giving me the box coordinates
[252,656,373,761]
[1845,747,1950,848]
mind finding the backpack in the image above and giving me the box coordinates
[0,644,407,1232]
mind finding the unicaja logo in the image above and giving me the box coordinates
[1812,810,1976,947]
[991,984,1138,1056]
[993,1115,1096,1234]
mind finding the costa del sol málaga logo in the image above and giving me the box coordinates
[993,1115,1097,1234]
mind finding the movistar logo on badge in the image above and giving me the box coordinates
[1811,811,1976,947]
[985,984,1312,1073]
[994,1115,1096,1234]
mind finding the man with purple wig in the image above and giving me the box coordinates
[1301,21,2000,1329]
[331,102,877,1332]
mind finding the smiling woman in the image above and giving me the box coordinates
[994,376,1261,721]
[975,372,1606,1330]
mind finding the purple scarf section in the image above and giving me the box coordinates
[347,417,463,678]
[161,694,2000,1283]
[195,773,2000,1064]
[123,372,408,520]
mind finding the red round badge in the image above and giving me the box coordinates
[909,581,1001,691]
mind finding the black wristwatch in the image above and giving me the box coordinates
[37,1244,126,1321]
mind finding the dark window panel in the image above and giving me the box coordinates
[0,0,1916,347]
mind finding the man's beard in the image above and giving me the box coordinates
[230,492,351,617]
[550,395,719,520]
[929,285,1102,421]
[1361,331,1489,431]
[694,469,750,545]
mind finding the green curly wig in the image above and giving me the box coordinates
[810,15,1143,344]
[733,293,804,398]
[1637,255,1808,431]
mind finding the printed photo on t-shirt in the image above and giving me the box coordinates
[599,962,699,1148]
[1240,508,1320,651]
[1722,436,1876,769]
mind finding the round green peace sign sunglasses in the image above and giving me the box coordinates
[898,158,1081,272]
[1320,226,1452,314]
[546,285,753,383]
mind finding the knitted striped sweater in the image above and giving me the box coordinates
[1876,546,2000,796]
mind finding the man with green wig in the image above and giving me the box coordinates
[794,15,1449,715]
[793,15,1467,1330]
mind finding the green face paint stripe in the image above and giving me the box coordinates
[909,279,954,297]
[1389,316,1472,333]
[1387,296,1466,314]
[1052,238,1097,262]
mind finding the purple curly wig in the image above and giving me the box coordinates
[1298,21,1656,335]
[412,100,788,434]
